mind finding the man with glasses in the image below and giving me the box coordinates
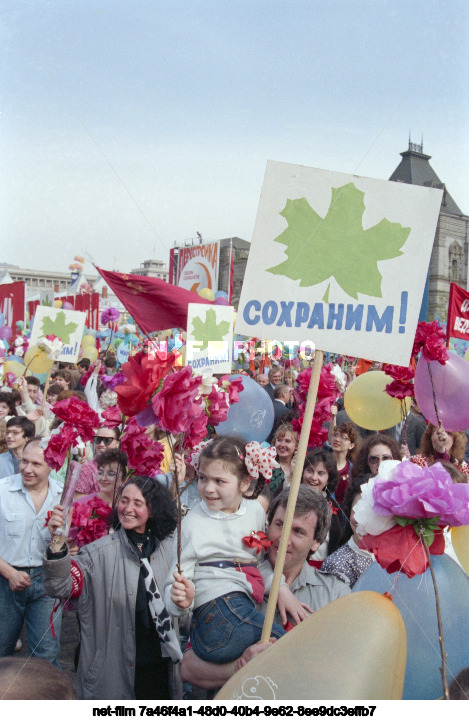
[74,426,120,499]
[0,417,35,479]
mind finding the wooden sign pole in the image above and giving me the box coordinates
[261,349,324,642]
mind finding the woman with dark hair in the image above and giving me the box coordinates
[43,477,184,700]
[410,423,469,477]
[0,392,16,421]
[74,424,121,499]
[300,449,343,565]
[351,435,401,480]
[330,421,361,505]
[321,473,374,588]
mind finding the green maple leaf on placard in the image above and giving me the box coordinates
[191,308,230,351]
[267,182,411,301]
[40,312,78,344]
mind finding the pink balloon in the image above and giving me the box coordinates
[414,352,469,431]
[214,297,230,306]
[62,301,74,310]
[0,325,12,341]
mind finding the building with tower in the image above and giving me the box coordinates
[389,140,468,321]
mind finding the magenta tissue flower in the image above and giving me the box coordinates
[372,461,469,527]
[101,307,120,325]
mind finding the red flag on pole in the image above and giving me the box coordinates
[96,267,211,334]
[446,282,469,345]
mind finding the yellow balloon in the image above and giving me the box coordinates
[216,592,406,700]
[344,370,411,430]
[81,346,98,362]
[464,348,469,363]
[3,360,30,379]
[53,300,63,308]
[452,526,469,575]
[198,288,215,301]
[82,335,95,348]
[24,345,54,374]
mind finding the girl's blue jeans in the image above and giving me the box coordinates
[190,591,285,664]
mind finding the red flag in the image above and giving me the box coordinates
[0,281,25,331]
[446,282,469,344]
[97,267,211,334]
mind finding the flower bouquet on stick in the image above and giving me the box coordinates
[354,459,469,698]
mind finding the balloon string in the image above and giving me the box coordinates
[427,361,442,428]
[418,524,449,700]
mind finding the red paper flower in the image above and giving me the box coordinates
[44,425,79,471]
[361,524,445,578]
[101,406,123,429]
[292,364,340,448]
[120,417,164,477]
[243,530,273,554]
[71,496,112,548]
[384,379,415,399]
[382,363,415,382]
[183,411,209,449]
[412,321,449,365]
[115,352,177,416]
[218,375,244,405]
[151,366,204,435]
[52,397,101,443]
[205,386,230,425]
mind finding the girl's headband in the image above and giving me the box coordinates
[188,439,279,482]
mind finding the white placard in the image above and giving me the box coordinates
[186,303,234,374]
[235,160,442,366]
[30,306,87,363]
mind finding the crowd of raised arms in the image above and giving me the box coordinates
[0,346,468,701]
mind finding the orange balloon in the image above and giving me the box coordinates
[216,591,406,700]
[452,525,469,575]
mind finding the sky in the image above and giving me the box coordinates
[1,0,468,277]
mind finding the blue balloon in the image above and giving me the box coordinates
[7,355,24,364]
[216,375,274,443]
[214,290,228,300]
[31,371,48,384]
[127,316,133,325]
[353,555,469,699]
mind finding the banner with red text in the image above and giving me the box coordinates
[177,241,219,294]
[446,282,469,343]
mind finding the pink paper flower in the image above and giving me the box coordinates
[384,379,415,399]
[184,412,209,449]
[372,460,469,527]
[121,418,164,477]
[151,365,204,435]
[44,425,79,471]
[218,375,244,405]
[52,397,101,443]
[71,496,112,548]
[412,321,449,364]
[205,387,230,425]
[101,406,123,429]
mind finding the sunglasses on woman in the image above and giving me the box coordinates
[94,436,115,447]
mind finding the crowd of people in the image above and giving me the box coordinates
[0,345,468,701]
